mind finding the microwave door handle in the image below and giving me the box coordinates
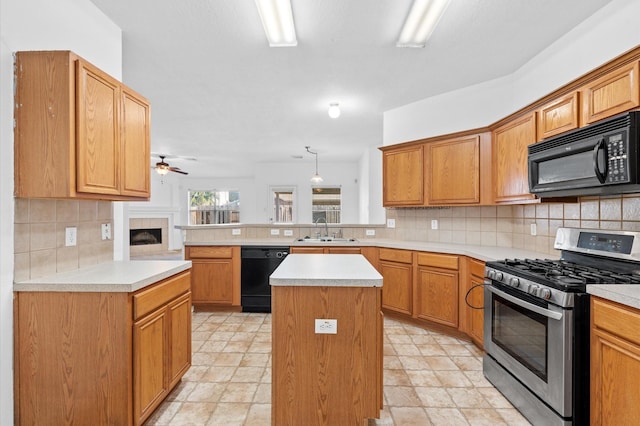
[486,284,563,321]
[593,138,608,183]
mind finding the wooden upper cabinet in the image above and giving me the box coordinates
[581,61,640,125]
[427,135,480,204]
[537,92,580,140]
[382,144,424,206]
[492,112,537,203]
[14,51,150,200]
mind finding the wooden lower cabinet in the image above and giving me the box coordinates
[379,248,413,315]
[14,270,192,426]
[414,253,459,327]
[591,297,640,425]
[185,246,240,309]
[466,258,485,348]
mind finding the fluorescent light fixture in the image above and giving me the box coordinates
[397,0,451,48]
[255,0,297,47]
[328,103,340,119]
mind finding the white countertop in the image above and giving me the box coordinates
[186,238,557,263]
[587,285,640,310]
[14,260,192,293]
[270,254,383,287]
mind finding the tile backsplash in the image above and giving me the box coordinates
[384,195,640,255]
[14,199,113,281]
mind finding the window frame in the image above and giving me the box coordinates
[270,186,297,224]
[187,189,241,225]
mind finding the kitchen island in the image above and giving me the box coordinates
[13,260,192,426]
[270,254,383,425]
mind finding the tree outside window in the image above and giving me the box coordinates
[312,187,341,223]
[189,190,240,225]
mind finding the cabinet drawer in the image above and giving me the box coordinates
[468,258,485,277]
[592,297,640,345]
[416,252,458,270]
[134,271,191,320]
[187,246,233,259]
[378,248,412,264]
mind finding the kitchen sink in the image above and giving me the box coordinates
[294,237,358,243]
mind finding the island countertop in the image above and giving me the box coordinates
[13,260,192,293]
[270,254,382,287]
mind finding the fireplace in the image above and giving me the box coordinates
[129,218,169,256]
[130,228,162,246]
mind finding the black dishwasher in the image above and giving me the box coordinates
[241,246,289,312]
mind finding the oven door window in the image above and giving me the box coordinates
[492,294,548,381]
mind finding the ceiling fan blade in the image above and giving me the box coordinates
[170,167,189,175]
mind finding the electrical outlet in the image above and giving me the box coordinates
[101,223,111,240]
[315,319,337,334]
[232,228,241,236]
[386,219,396,228]
[65,227,77,247]
[270,229,280,236]
[530,223,537,236]
[366,229,376,236]
[284,229,293,237]
[431,219,439,230]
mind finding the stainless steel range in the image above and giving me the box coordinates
[483,227,640,426]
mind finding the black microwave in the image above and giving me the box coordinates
[528,111,640,197]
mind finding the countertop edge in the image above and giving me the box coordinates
[14,261,192,293]
[587,285,640,310]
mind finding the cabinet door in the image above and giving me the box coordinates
[537,92,580,140]
[492,113,537,203]
[415,267,458,327]
[76,59,121,195]
[134,308,168,425]
[168,293,192,388]
[428,136,480,204]
[190,259,234,304]
[591,298,640,425]
[382,145,424,206]
[379,260,413,315]
[121,87,150,197]
[582,61,640,125]
[468,274,484,348]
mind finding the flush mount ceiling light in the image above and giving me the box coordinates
[328,103,341,119]
[305,146,323,183]
[254,0,297,47]
[397,0,451,48]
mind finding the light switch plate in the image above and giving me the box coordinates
[431,219,439,230]
[270,229,280,236]
[101,223,111,240]
[315,319,337,334]
[232,228,241,236]
[284,229,293,237]
[386,219,395,228]
[366,229,375,236]
[530,223,537,236]
[65,227,77,247]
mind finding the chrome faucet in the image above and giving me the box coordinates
[314,217,329,238]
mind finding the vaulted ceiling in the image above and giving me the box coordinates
[89,0,613,177]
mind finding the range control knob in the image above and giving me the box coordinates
[486,269,495,279]
[509,277,520,288]
[495,272,504,281]
[528,285,539,297]
[540,288,552,300]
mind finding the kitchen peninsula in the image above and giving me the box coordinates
[270,254,383,425]
[13,260,192,425]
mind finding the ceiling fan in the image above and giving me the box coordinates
[153,154,190,175]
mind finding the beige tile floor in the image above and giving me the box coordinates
[144,312,531,426]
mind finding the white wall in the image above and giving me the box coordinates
[0,0,121,420]
[384,0,640,145]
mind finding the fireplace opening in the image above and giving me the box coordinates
[130,228,162,246]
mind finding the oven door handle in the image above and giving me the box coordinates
[487,285,563,321]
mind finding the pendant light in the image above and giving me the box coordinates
[305,146,323,183]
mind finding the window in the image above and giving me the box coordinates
[188,190,240,225]
[312,187,341,223]
[271,187,296,223]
